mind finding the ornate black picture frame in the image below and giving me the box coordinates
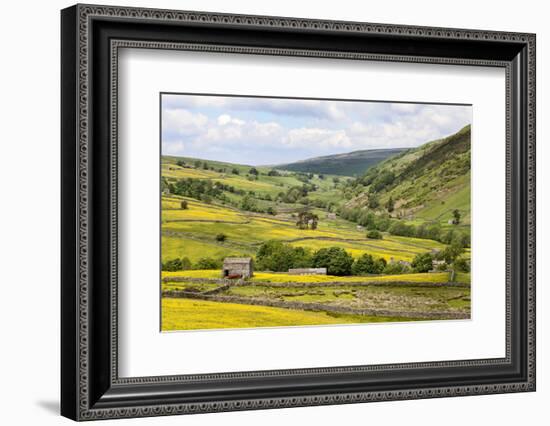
[61,4,536,421]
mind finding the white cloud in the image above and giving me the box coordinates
[217,114,245,126]
[162,108,208,137]
[391,103,420,114]
[162,140,185,156]
[283,128,351,149]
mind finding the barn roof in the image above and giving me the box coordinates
[223,257,252,264]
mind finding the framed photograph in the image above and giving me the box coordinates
[61,4,536,421]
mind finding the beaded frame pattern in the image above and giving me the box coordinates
[74,4,535,420]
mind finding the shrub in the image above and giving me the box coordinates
[367,194,380,209]
[312,247,354,276]
[239,195,258,212]
[162,257,192,271]
[352,254,386,275]
[436,242,465,263]
[453,257,470,272]
[411,253,433,273]
[180,200,188,210]
[194,257,221,270]
[215,233,227,242]
[366,230,383,239]
[383,262,411,275]
[435,262,449,271]
[389,221,417,237]
[256,241,313,272]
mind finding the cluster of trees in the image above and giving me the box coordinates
[408,242,470,273]
[295,211,319,230]
[255,241,438,276]
[277,183,317,204]
[338,207,470,248]
[170,177,248,203]
[256,242,357,276]
[161,256,222,272]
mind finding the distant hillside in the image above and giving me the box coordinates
[276,148,407,176]
[345,125,471,225]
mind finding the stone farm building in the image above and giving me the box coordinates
[222,257,253,279]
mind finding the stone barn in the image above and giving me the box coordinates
[222,257,253,279]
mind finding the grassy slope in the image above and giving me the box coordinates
[161,195,446,263]
[347,125,471,226]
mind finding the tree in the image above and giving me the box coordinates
[194,160,202,168]
[452,209,461,225]
[266,206,276,215]
[366,230,383,239]
[310,213,319,230]
[215,233,227,242]
[180,200,188,210]
[436,242,465,263]
[453,257,470,272]
[240,195,257,212]
[312,247,354,276]
[411,253,433,273]
[368,194,380,209]
[176,160,186,167]
[352,254,376,275]
[383,262,410,275]
[194,257,221,270]
[231,168,240,175]
[296,211,319,230]
[256,241,312,272]
[162,257,192,271]
[386,196,395,213]
[249,167,259,176]
[267,169,280,177]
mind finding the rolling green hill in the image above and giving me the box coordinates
[276,148,407,176]
[345,125,471,226]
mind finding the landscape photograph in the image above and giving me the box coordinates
[160,93,472,331]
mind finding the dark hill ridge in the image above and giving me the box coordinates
[276,148,407,176]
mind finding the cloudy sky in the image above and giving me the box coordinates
[161,94,471,166]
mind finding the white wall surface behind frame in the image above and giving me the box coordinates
[117,47,506,378]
